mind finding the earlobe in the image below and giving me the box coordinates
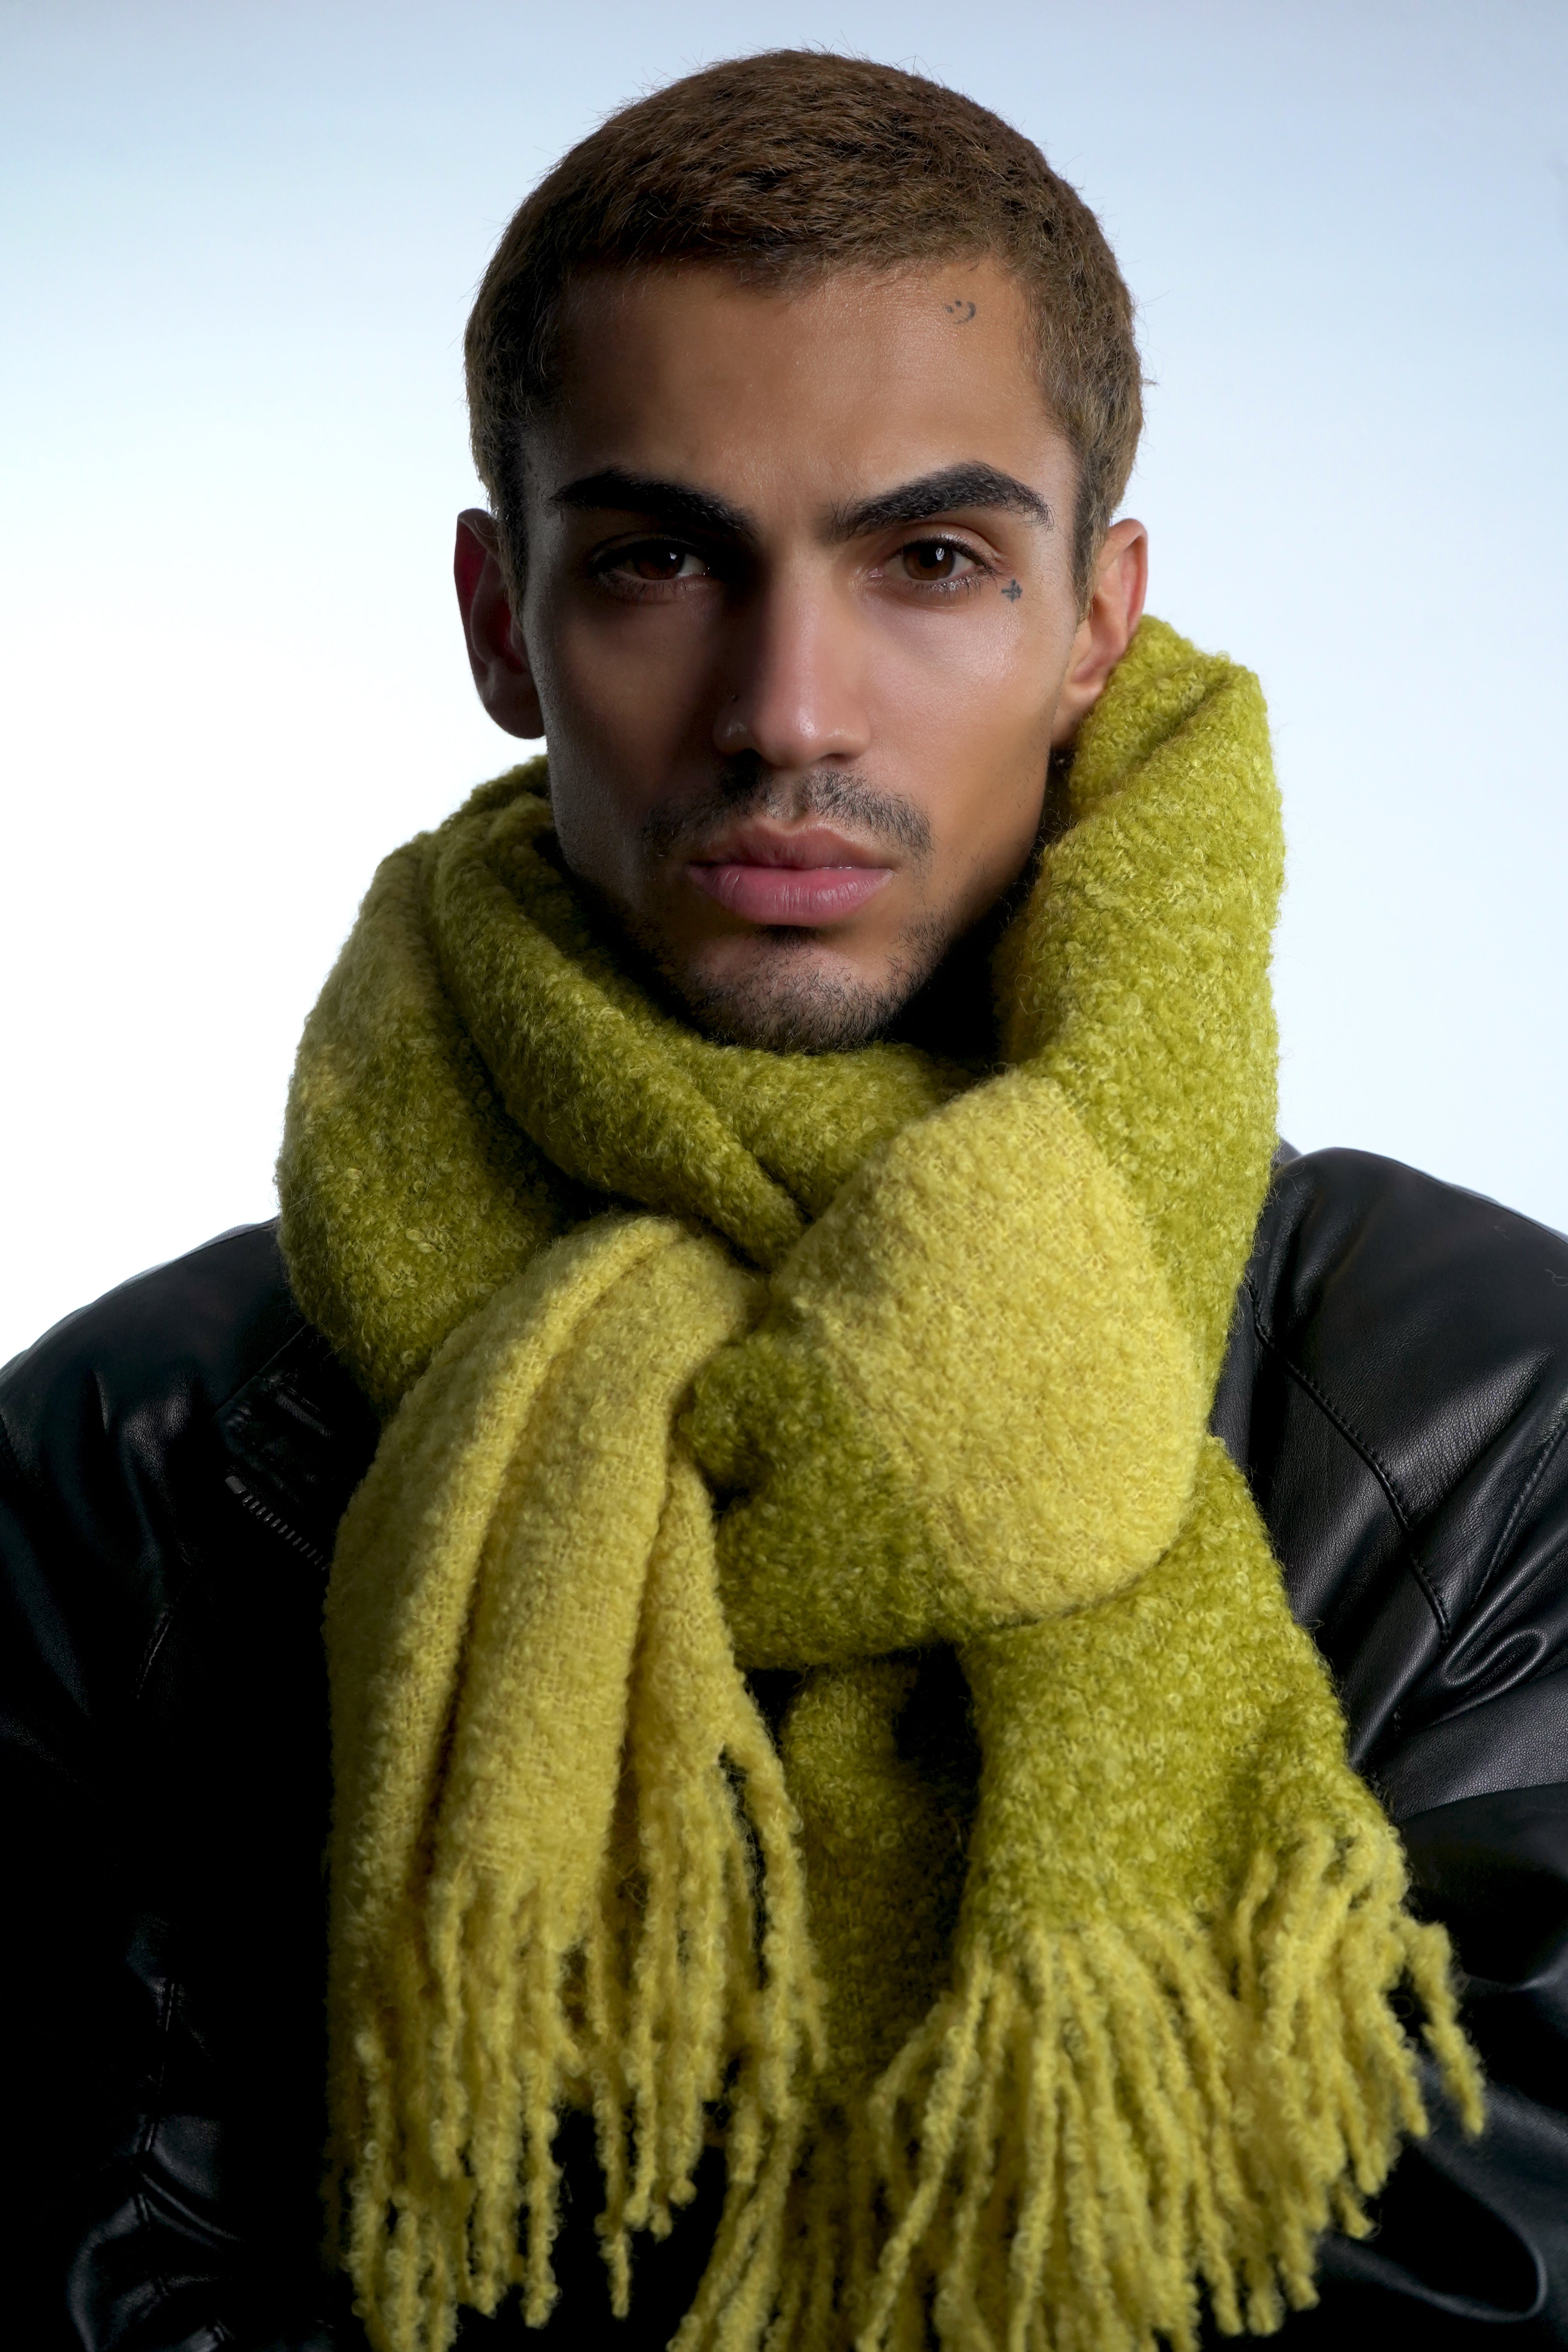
[454,510,545,740]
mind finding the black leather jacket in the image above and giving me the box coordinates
[6,1147,1568,2350]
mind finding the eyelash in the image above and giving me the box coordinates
[884,537,994,593]
[588,533,998,600]
[589,542,717,600]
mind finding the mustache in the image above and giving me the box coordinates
[640,753,933,865]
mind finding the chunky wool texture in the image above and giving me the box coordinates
[279,620,1482,2352]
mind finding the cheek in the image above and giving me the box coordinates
[939,766,1049,915]
[525,606,699,871]
[864,617,1062,880]
[518,622,638,887]
[529,603,666,752]
[868,588,1069,738]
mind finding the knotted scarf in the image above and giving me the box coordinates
[278,619,1481,2352]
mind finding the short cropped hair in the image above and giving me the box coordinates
[465,51,1142,608]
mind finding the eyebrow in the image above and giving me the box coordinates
[833,463,1053,537]
[551,467,751,540]
[549,459,1053,544]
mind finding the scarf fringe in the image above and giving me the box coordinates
[336,1807,1480,2352]
[329,1514,1483,2352]
[330,1591,823,2352]
[668,1825,1481,2352]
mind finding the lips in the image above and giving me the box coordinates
[684,824,894,929]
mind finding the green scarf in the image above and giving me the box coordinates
[279,619,1479,2352]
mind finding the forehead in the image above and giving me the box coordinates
[535,258,1067,512]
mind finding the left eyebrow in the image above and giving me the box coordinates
[832,463,1053,538]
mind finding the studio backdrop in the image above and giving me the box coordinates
[3,0,1565,1362]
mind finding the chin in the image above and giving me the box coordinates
[669,927,949,1053]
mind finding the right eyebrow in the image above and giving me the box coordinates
[550,466,755,541]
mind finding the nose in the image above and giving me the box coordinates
[713,571,871,768]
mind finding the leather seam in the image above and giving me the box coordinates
[0,1405,34,1501]
[133,1958,180,2162]
[130,2180,170,2325]
[133,1607,175,1704]
[129,1953,188,2326]
[1245,1278,1450,1637]
[1480,1384,1568,1596]
[132,1555,200,1704]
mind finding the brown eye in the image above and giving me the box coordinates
[893,537,985,586]
[621,542,702,581]
[903,539,960,581]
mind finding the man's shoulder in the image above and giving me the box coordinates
[1224,1146,1568,1813]
[1240,1143,1568,1547]
[1255,1142,1568,1373]
[0,1224,379,1706]
[1222,1144,1568,1484]
[2,1222,300,1452]
[0,1223,313,1540]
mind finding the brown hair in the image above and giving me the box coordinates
[465,51,1142,606]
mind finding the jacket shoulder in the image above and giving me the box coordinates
[1249,1147,1568,1460]
[0,1225,303,1582]
[2,1223,301,1453]
[1223,1147,1568,1812]
[0,1224,372,1723]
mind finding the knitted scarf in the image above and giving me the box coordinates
[279,619,1480,2352]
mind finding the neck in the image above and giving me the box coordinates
[886,913,1004,1064]
[889,781,1065,1063]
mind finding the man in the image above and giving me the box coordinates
[6,49,1568,2352]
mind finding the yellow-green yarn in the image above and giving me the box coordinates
[279,619,1482,2352]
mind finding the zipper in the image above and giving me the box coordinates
[223,1470,331,1571]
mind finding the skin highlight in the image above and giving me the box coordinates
[455,257,1147,1051]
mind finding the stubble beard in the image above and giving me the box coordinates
[613,755,955,1053]
[660,911,955,1053]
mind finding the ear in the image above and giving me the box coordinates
[1049,518,1149,747]
[454,510,544,739]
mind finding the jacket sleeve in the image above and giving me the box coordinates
[1274,1785,1568,2347]
[0,1244,369,2352]
[1213,1147,1568,2346]
[52,1913,357,2352]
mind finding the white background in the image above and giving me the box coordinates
[3,0,1565,1367]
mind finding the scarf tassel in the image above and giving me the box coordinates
[331,1591,824,2352]
[335,1794,1479,2352]
[668,1825,1481,2352]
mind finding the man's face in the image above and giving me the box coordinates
[457,258,1145,1049]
